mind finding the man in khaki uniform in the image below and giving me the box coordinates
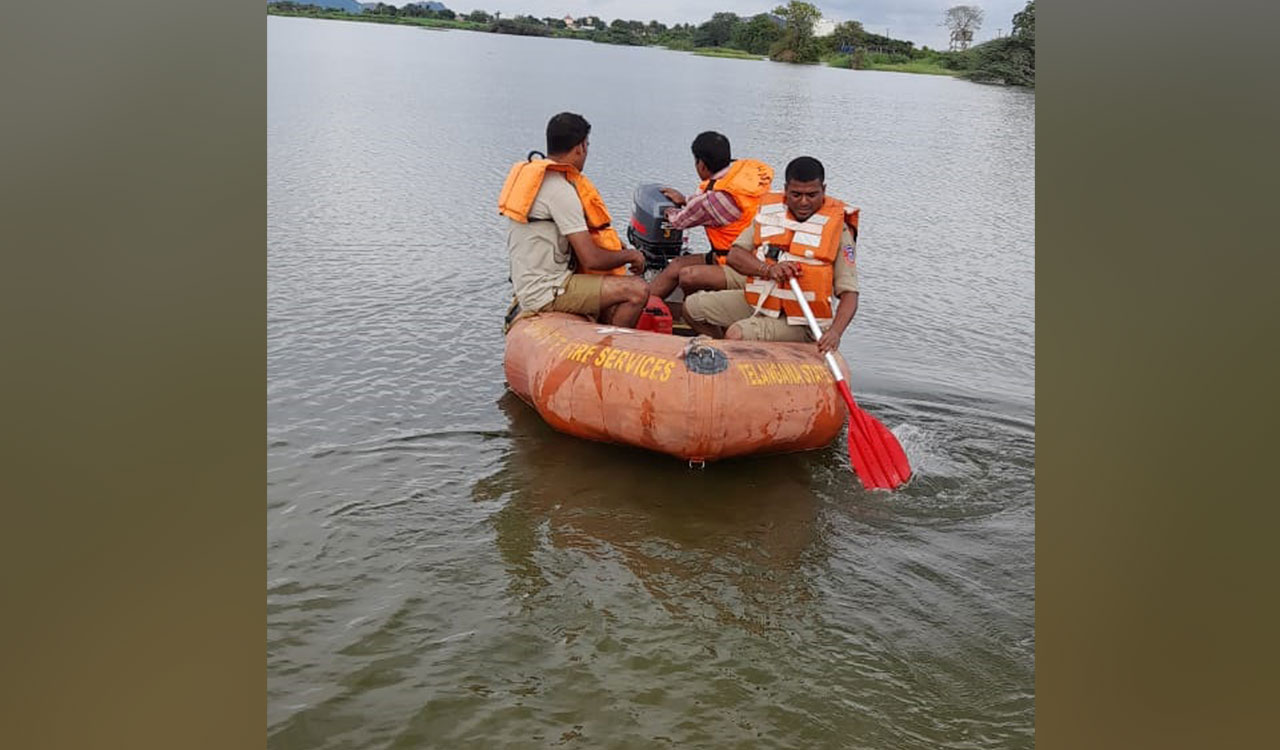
[505,113,649,328]
[683,156,860,355]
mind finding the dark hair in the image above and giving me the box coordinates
[546,112,591,154]
[691,131,732,173]
[784,156,825,184]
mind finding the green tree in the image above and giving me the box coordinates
[770,1,821,63]
[655,24,695,50]
[466,10,491,23]
[829,20,864,51]
[600,18,642,45]
[694,12,741,47]
[489,16,550,36]
[731,13,783,55]
[965,1,1033,85]
[1012,0,1035,43]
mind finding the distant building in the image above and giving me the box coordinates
[563,15,576,30]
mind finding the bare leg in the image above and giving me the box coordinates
[677,264,729,296]
[648,254,705,300]
[598,275,650,328]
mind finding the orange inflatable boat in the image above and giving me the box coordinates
[503,312,851,462]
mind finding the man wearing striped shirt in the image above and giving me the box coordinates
[648,132,774,301]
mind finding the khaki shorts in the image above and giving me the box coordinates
[544,274,603,317]
[723,265,746,290]
[682,290,813,342]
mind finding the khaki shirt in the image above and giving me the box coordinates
[507,172,589,312]
[731,222,860,295]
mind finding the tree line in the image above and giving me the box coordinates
[267,1,1034,87]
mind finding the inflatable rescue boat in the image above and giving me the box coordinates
[503,312,850,462]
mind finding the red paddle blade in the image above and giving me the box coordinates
[836,381,912,490]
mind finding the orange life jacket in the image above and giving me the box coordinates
[742,193,858,326]
[497,156,625,276]
[699,158,774,261]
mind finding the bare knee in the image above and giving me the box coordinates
[725,323,745,340]
[627,277,650,305]
[677,266,699,290]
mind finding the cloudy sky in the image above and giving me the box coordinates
[436,1,1027,50]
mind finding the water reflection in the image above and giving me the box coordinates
[476,391,830,634]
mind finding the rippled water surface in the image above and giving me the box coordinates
[269,16,1034,749]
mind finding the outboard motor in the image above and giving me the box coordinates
[626,183,686,271]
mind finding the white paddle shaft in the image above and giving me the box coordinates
[787,277,845,381]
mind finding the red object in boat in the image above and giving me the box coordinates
[636,296,673,335]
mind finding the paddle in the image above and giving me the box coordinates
[787,277,912,490]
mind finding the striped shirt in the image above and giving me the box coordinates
[663,178,743,230]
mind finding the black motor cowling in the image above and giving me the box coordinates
[625,183,686,270]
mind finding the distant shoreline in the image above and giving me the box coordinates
[267,8,484,32]
[266,8,963,78]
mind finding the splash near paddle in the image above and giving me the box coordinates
[787,277,912,490]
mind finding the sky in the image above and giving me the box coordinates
[427,1,1027,50]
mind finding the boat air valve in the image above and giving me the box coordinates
[679,336,729,375]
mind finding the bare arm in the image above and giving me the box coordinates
[726,246,768,277]
[726,246,803,283]
[817,291,859,354]
[817,233,861,353]
[567,231,646,274]
[662,190,743,230]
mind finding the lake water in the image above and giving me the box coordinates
[268,16,1035,749]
